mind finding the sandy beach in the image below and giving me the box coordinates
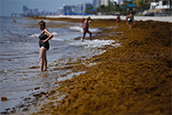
[2,15,171,114]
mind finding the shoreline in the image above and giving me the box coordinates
[12,17,172,114]
[41,15,172,23]
[7,16,121,115]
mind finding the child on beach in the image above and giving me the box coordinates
[116,14,120,26]
[81,17,92,42]
[38,21,53,72]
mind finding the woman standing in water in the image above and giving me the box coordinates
[81,17,92,42]
[38,21,53,72]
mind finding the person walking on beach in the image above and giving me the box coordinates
[38,21,53,72]
[81,17,92,42]
[116,14,120,26]
[126,12,134,30]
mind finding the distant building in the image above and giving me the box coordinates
[150,0,171,10]
[93,0,110,8]
[33,8,39,16]
[101,0,110,6]
[25,9,33,16]
[57,7,63,15]
[23,5,28,12]
[40,10,46,15]
[93,0,101,8]
[150,0,171,14]
[63,4,77,13]
[83,3,93,13]
[34,8,38,12]
[104,0,110,6]
[117,0,129,6]
[21,5,55,16]
[77,4,84,13]
[45,12,53,15]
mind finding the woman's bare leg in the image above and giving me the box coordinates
[39,47,47,72]
[128,23,131,30]
[88,31,92,41]
[43,50,47,71]
[117,22,119,26]
[126,22,128,26]
[82,30,87,42]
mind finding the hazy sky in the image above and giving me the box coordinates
[0,0,93,16]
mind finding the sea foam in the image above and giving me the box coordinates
[69,39,116,48]
[69,26,99,32]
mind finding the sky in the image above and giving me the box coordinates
[0,0,93,16]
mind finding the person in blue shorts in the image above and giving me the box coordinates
[81,17,92,42]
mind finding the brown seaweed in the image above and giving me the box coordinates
[31,18,171,115]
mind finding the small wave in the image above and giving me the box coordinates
[69,26,99,32]
[1,91,16,96]
[44,20,51,23]
[89,28,99,32]
[69,26,83,32]
[29,34,39,38]
[52,37,64,41]
[29,32,58,38]
[52,32,58,36]
[69,39,116,48]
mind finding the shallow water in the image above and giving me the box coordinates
[0,16,116,113]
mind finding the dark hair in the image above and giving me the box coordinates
[87,17,91,20]
[38,20,46,27]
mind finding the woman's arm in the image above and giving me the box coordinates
[42,29,53,43]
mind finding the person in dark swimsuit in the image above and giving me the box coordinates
[126,12,134,30]
[81,17,92,42]
[38,21,53,72]
[39,31,49,50]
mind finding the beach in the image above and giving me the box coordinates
[1,16,172,114]
[0,16,114,114]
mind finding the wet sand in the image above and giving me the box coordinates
[7,17,172,114]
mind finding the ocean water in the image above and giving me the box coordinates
[0,16,116,113]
